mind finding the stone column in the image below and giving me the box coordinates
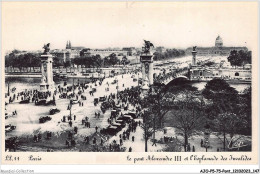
[142,63,145,83]
[192,50,197,66]
[149,62,153,85]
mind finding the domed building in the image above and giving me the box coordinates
[185,35,247,56]
[215,35,223,47]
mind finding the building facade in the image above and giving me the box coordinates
[186,35,248,56]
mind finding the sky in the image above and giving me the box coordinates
[2,2,258,52]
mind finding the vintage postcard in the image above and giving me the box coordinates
[1,1,259,171]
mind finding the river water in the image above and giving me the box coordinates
[5,77,250,93]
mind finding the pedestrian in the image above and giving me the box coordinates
[217,148,220,152]
[74,115,76,120]
[192,146,195,152]
[187,143,191,152]
[69,120,72,127]
[132,136,135,142]
[66,140,70,147]
[200,139,203,147]
[129,147,132,152]
[119,134,122,139]
[101,138,103,146]
[74,127,78,134]
[93,137,96,144]
[95,126,98,132]
[120,139,123,146]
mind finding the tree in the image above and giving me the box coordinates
[173,92,204,151]
[227,50,251,67]
[202,78,239,118]
[109,53,119,67]
[213,112,248,151]
[93,54,102,68]
[121,56,130,66]
[237,86,251,135]
[140,109,154,152]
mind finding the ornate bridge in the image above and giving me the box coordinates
[154,68,189,85]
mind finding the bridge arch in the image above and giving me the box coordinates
[164,76,189,86]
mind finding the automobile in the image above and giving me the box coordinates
[113,122,125,129]
[49,108,60,115]
[106,126,119,135]
[112,123,123,131]
[35,99,46,106]
[19,99,30,104]
[118,115,133,122]
[99,97,106,102]
[5,124,16,133]
[126,112,137,119]
[71,99,79,104]
[81,95,87,100]
[92,88,97,93]
[39,116,52,123]
[133,78,137,82]
[131,75,135,78]
[115,104,121,109]
[94,98,99,105]
[5,112,15,119]
[115,119,126,127]
[45,100,56,106]
[111,110,117,118]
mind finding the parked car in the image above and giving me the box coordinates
[49,108,60,115]
[126,112,137,119]
[19,99,30,104]
[99,96,106,102]
[35,99,46,106]
[118,115,133,122]
[45,100,55,106]
[39,116,52,123]
[71,99,79,104]
[101,125,119,136]
[5,124,16,133]
[94,98,99,105]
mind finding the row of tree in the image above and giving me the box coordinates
[5,50,130,69]
[153,49,186,61]
[140,78,251,152]
[227,50,251,67]
[5,50,41,70]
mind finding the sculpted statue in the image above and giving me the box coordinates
[193,46,197,51]
[41,74,47,83]
[43,43,50,54]
[143,40,154,54]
